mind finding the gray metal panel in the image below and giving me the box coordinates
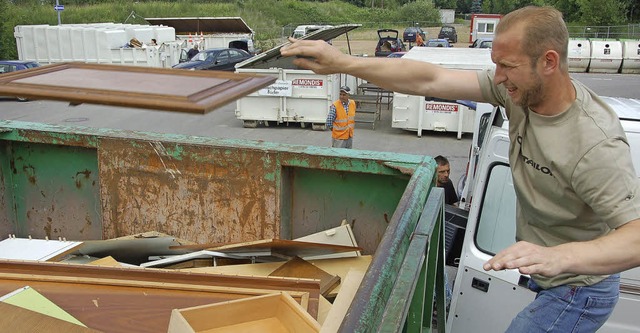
[235,24,362,70]
[144,17,253,34]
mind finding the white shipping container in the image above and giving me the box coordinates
[14,24,176,68]
[234,24,361,129]
[568,39,591,73]
[392,47,495,138]
[235,68,340,129]
[620,40,640,74]
[589,39,623,73]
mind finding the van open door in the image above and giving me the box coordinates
[446,107,535,332]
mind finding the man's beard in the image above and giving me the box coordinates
[515,70,543,108]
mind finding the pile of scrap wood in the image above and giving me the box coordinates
[0,224,369,332]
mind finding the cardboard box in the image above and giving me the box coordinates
[168,292,320,333]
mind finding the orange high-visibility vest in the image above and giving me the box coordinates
[332,100,356,140]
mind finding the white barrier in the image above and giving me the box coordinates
[620,40,640,74]
[589,40,623,73]
[568,39,591,73]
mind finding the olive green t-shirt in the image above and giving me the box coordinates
[478,70,640,289]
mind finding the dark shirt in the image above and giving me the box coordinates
[440,179,459,205]
[186,48,199,60]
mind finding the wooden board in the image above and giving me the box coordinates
[319,270,366,333]
[0,62,276,114]
[0,260,320,333]
[0,302,101,333]
[168,292,320,333]
[199,239,362,259]
[269,257,340,297]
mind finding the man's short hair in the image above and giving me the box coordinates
[434,155,449,166]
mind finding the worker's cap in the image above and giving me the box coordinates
[340,86,351,94]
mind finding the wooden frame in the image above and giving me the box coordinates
[0,260,319,333]
[168,292,320,333]
[0,62,276,114]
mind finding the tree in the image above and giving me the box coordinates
[434,0,457,10]
[471,0,482,13]
[576,0,627,25]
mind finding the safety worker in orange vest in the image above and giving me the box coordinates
[326,86,356,148]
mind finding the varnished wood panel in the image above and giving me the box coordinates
[0,260,320,333]
[0,62,275,113]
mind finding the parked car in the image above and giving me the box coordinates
[0,60,41,101]
[469,37,494,49]
[387,52,407,58]
[173,48,252,71]
[375,29,406,57]
[437,25,458,43]
[402,26,426,43]
[425,38,453,47]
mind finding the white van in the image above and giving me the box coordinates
[291,25,334,39]
[446,97,640,332]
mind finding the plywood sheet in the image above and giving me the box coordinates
[0,62,275,114]
[0,260,320,333]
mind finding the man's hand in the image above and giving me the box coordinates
[280,38,349,75]
[483,241,568,277]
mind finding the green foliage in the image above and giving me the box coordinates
[399,1,442,25]
[575,0,627,25]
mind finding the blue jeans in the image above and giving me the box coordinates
[506,274,620,333]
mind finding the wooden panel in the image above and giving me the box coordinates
[0,260,320,333]
[0,302,101,333]
[0,63,275,114]
[168,292,320,333]
[269,257,340,297]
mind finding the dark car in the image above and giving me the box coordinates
[437,25,458,43]
[0,60,41,101]
[469,37,494,49]
[173,47,252,71]
[425,38,453,47]
[375,29,406,57]
[402,26,426,43]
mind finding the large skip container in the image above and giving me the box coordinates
[568,38,591,72]
[234,25,361,129]
[392,47,495,139]
[0,119,446,332]
[620,39,640,74]
[589,39,623,73]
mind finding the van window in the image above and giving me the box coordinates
[475,163,517,255]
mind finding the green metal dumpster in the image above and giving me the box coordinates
[0,119,445,332]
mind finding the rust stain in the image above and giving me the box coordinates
[22,165,36,184]
[44,216,53,238]
[74,169,92,189]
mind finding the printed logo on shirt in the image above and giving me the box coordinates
[517,135,554,177]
